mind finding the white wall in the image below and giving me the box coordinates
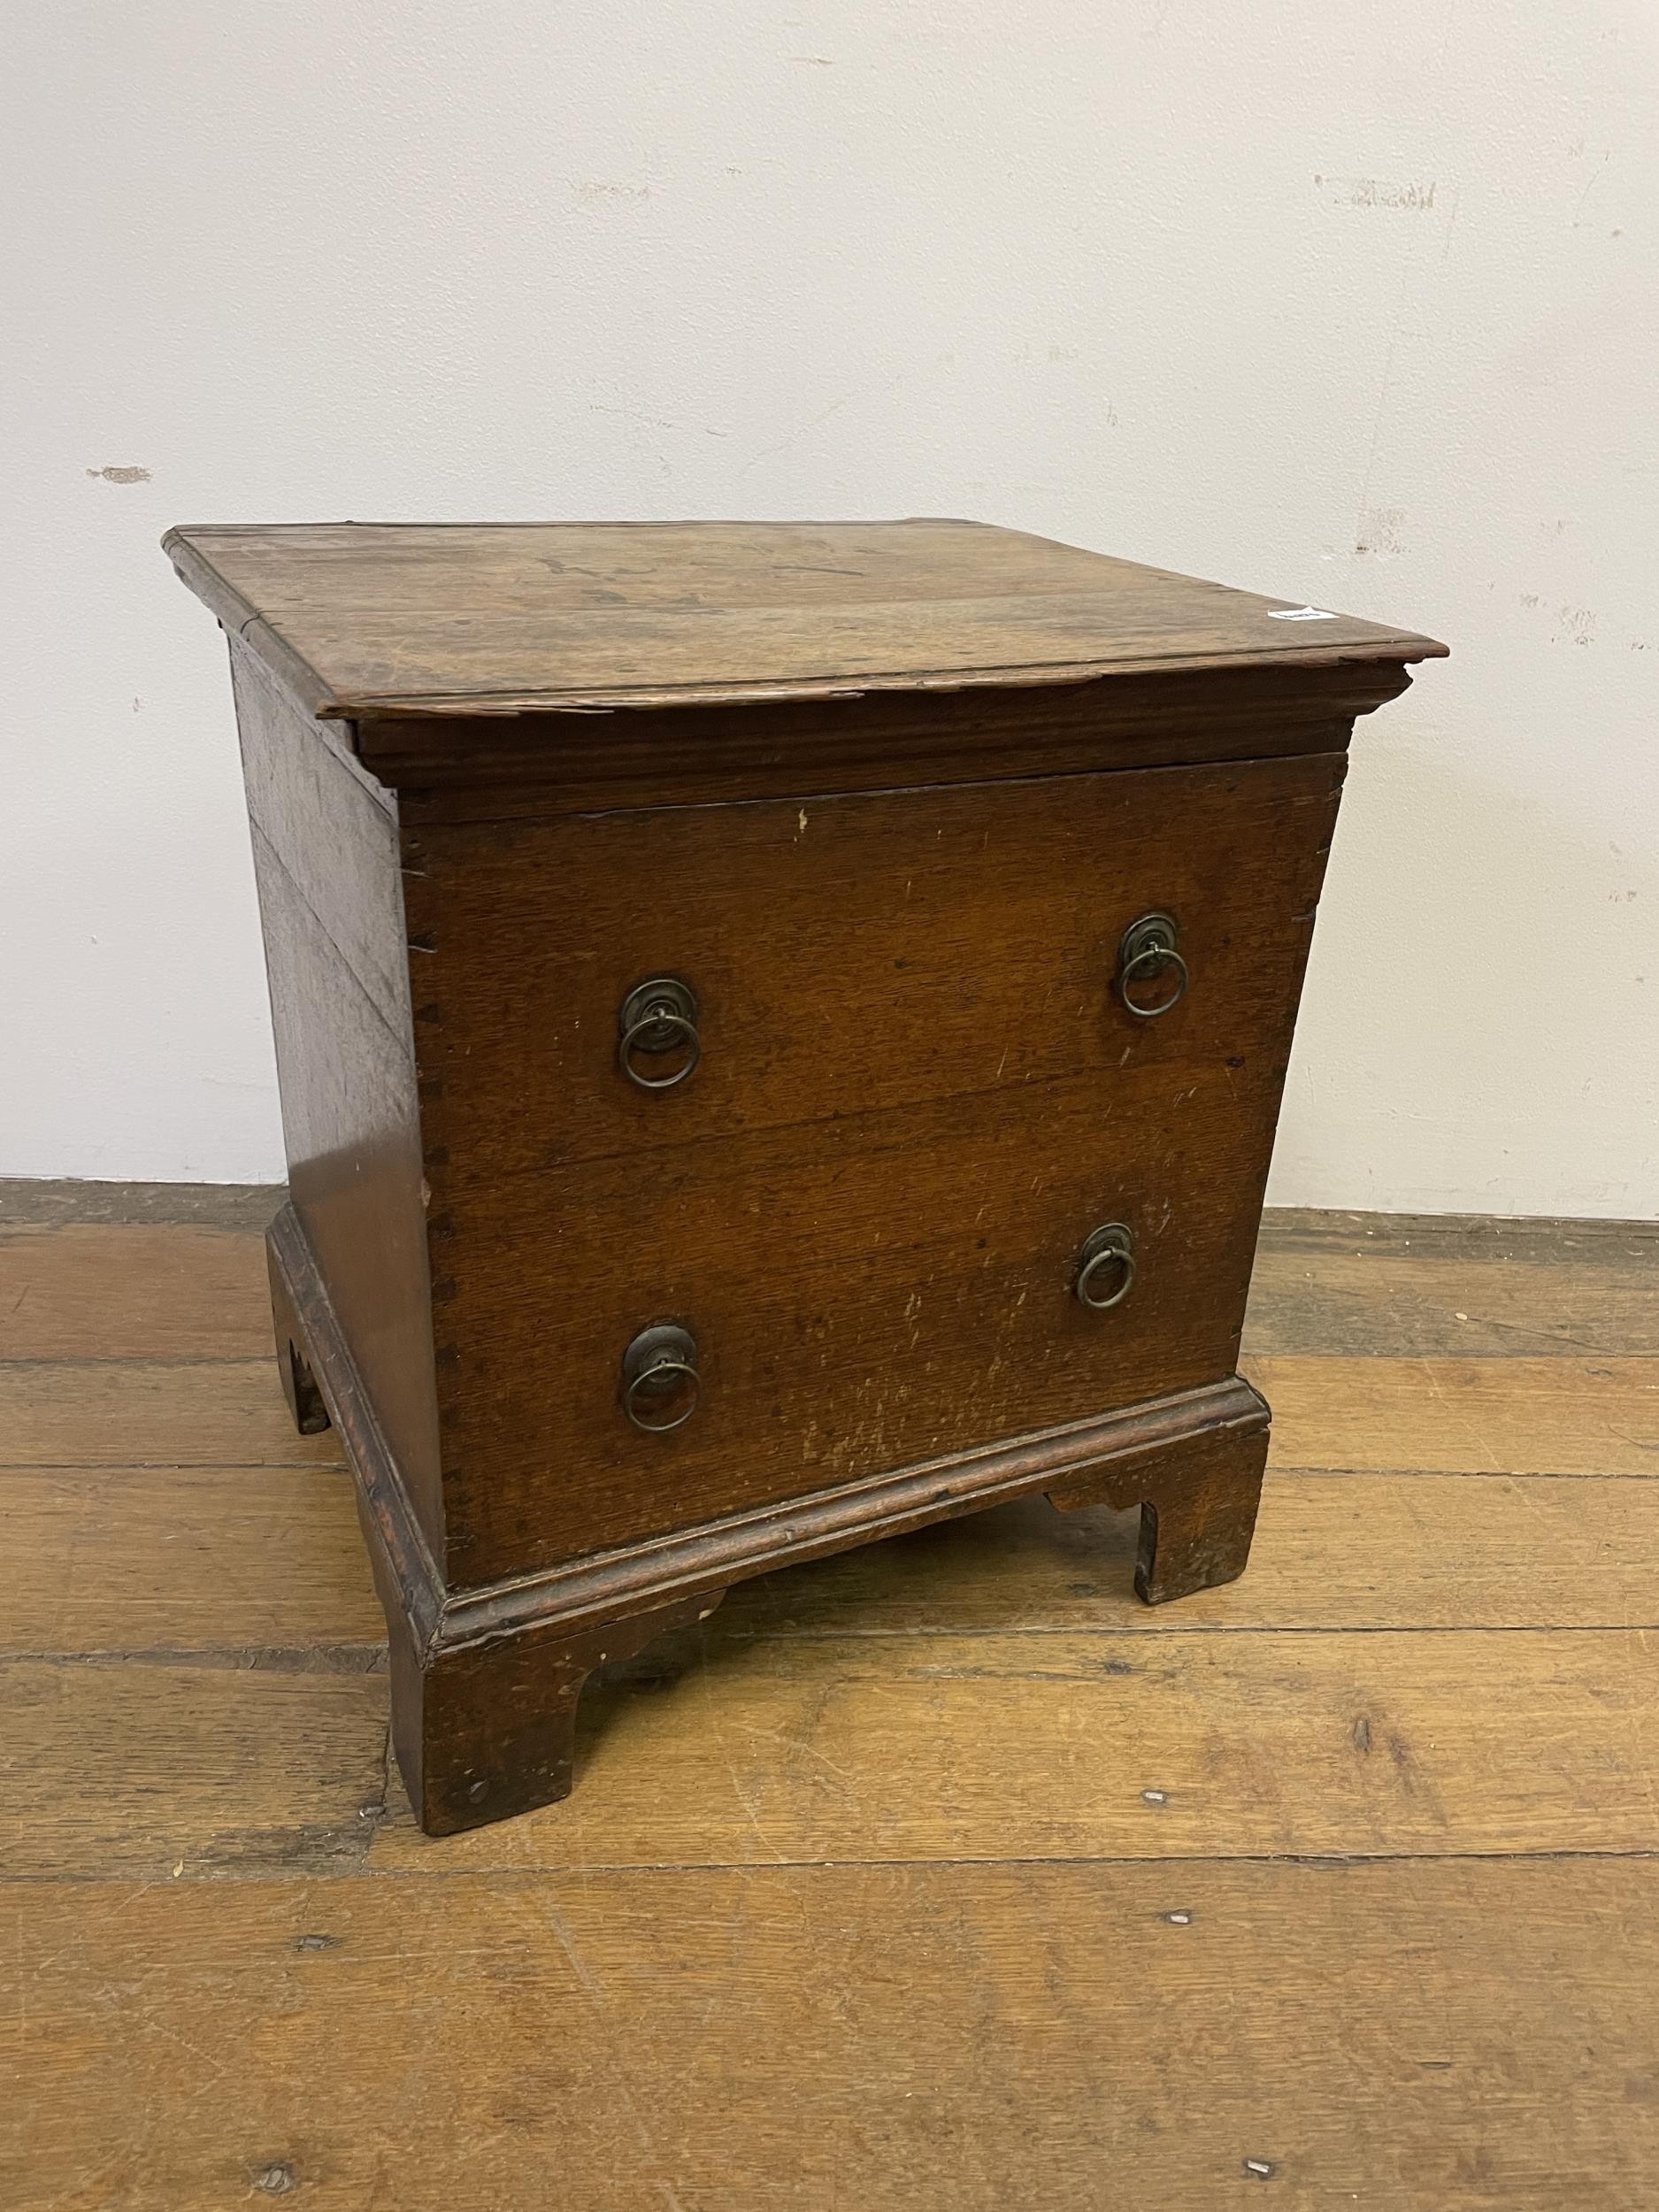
[4,0,1655,1212]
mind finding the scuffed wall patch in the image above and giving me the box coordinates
[1315,173,1438,211]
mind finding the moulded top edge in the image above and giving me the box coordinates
[164,517,1447,726]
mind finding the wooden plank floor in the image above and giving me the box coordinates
[3,1187,1656,2209]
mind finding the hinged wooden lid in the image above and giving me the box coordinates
[165,518,1445,722]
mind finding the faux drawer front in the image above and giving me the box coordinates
[412,757,1343,1582]
[403,753,1344,1171]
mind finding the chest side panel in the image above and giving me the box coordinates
[231,644,444,1551]
[408,755,1345,1585]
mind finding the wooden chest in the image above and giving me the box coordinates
[167,518,1444,1832]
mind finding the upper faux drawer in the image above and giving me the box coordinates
[404,752,1344,1179]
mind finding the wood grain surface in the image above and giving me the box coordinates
[0,1465,380,1653]
[352,1620,1658,1870]
[0,1222,272,1359]
[7,1862,1655,2212]
[1255,1355,1659,1475]
[0,1358,343,1468]
[4,1194,1655,2208]
[164,518,1446,717]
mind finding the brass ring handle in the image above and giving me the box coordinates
[1076,1223,1137,1311]
[1117,913,1188,1019]
[621,1325,702,1433]
[618,977,702,1092]
[618,1007,701,1090]
[624,1356,701,1432]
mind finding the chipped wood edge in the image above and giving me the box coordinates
[330,641,1443,721]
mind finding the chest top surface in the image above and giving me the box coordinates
[165,517,1445,722]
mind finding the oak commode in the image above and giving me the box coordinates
[166,518,1444,1833]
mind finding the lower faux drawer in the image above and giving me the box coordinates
[430,1049,1284,1581]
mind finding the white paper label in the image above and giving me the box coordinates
[1266,605,1339,621]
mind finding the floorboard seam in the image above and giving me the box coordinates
[5,1845,1658,1887]
[7,1620,1655,1669]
